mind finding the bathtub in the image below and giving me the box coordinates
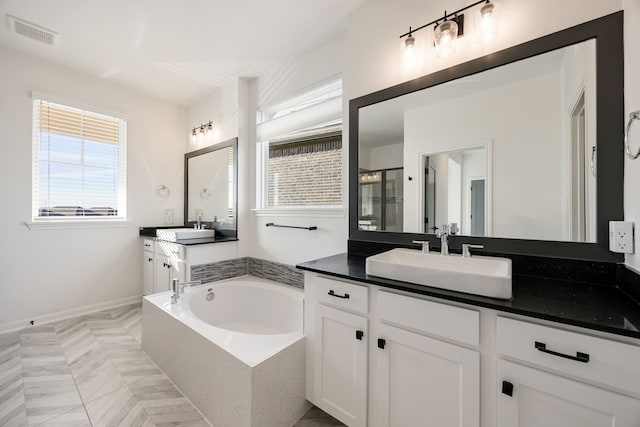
[142,276,310,427]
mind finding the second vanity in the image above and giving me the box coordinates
[298,252,640,427]
[140,228,237,295]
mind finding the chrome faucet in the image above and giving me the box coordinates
[412,240,430,254]
[436,224,450,256]
[462,243,484,258]
[171,278,202,304]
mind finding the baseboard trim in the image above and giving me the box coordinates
[0,295,142,335]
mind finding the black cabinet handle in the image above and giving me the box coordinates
[535,341,590,363]
[356,330,364,340]
[378,338,386,349]
[328,290,350,299]
[501,381,514,397]
[148,257,153,262]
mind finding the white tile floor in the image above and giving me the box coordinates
[0,301,343,427]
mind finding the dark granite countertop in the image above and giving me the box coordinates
[297,253,640,340]
[139,227,237,246]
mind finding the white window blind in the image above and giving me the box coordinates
[256,77,343,209]
[32,98,127,221]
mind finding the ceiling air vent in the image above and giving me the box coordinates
[5,14,60,47]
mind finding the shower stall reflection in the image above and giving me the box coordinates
[358,168,404,232]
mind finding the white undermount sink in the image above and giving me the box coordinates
[156,228,215,241]
[365,248,512,299]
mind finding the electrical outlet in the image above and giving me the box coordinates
[163,209,174,225]
[609,221,634,254]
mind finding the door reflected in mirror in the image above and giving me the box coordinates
[420,146,488,237]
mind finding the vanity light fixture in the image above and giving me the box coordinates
[404,27,416,50]
[190,121,214,146]
[400,0,499,55]
[434,15,459,57]
[360,172,381,183]
[477,0,499,42]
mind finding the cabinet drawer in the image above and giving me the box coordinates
[497,316,640,396]
[141,238,154,252]
[155,240,186,260]
[377,291,479,347]
[314,276,369,315]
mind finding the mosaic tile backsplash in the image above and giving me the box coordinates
[191,257,304,288]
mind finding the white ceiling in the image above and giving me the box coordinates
[0,0,367,106]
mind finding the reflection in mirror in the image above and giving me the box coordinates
[185,138,238,237]
[358,39,596,242]
[358,168,404,231]
[421,146,488,236]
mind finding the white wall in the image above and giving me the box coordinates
[347,0,621,100]
[247,34,350,265]
[403,72,563,240]
[559,40,597,242]
[0,46,185,328]
[368,143,403,170]
[185,81,239,153]
[185,80,244,260]
[623,0,640,271]
[186,0,629,266]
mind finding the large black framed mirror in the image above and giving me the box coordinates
[349,12,623,262]
[185,137,238,238]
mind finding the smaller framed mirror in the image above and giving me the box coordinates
[184,137,238,238]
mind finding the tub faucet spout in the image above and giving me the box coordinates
[171,278,202,304]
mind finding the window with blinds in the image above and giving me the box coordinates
[256,77,343,209]
[32,98,127,220]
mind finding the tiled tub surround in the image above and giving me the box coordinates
[142,276,309,427]
[191,257,304,288]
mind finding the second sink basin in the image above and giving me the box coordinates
[156,228,215,241]
[365,248,512,299]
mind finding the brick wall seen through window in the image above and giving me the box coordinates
[267,135,342,207]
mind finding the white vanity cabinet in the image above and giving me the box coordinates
[311,276,369,427]
[373,291,480,427]
[305,271,640,427]
[142,238,155,295]
[141,235,238,295]
[141,238,186,295]
[496,317,640,427]
[153,253,185,293]
[305,273,480,427]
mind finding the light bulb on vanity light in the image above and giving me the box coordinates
[190,128,198,146]
[434,18,458,57]
[477,0,499,43]
[404,26,416,54]
[205,121,213,141]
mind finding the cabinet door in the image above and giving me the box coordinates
[498,360,640,427]
[169,258,186,285]
[373,323,480,427]
[142,251,154,295]
[154,254,171,293]
[154,254,186,293]
[313,304,368,427]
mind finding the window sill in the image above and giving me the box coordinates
[25,219,130,230]
[252,207,346,218]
